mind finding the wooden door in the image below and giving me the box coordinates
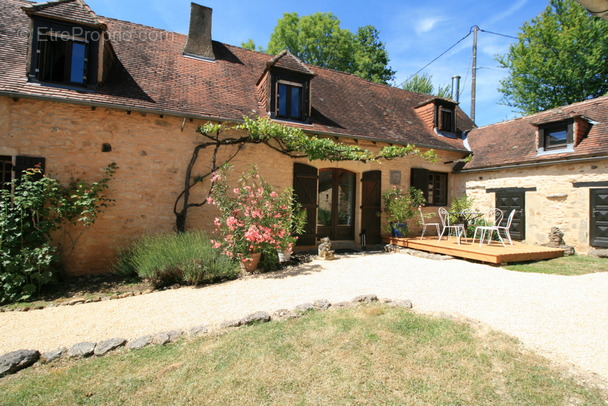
[360,170,381,244]
[495,190,525,240]
[293,163,318,246]
[590,188,608,248]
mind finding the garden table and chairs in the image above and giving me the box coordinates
[472,208,517,247]
[418,206,440,239]
[437,207,466,244]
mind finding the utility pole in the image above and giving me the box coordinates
[470,25,478,123]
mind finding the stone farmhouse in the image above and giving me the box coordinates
[459,96,608,253]
[1,0,607,275]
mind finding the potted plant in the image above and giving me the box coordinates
[209,165,306,271]
[382,186,426,237]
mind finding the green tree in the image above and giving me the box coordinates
[264,12,394,84]
[402,73,452,98]
[241,39,264,53]
[353,25,396,84]
[497,0,608,115]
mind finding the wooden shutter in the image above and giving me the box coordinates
[14,156,46,181]
[361,170,381,244]
[495,190,525,240]
[410,168,429,201]
[293,163,318,246]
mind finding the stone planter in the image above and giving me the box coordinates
[277,250,292,262]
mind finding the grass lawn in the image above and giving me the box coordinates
[505,255,608,276]
[1,305,605,405]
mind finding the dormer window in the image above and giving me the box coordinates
[36,31,89,85]
[257,51,314,123]
[439,107,454,133]
[277,81,303,120]
[538,120,574,153]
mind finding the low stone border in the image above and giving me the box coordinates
[0,288,159,313]
[384,244,453,261]
[0,293,412,379]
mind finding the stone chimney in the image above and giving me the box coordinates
[183,3,215,60]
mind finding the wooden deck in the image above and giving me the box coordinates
[384,236,565,264]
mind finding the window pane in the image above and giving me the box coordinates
[318,171,333,226]
[441,110,452,132]
[0,156,12,191]
[291,86,301,118]
[278,84,287,116]
[337,172,354,226]
[70,42,86,84]
[546,128,567,148]
[427,174,434,204]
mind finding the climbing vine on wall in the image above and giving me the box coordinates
[173,116,437,232]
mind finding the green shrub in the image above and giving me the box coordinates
[0,164,116,304]
[114,231,238,287]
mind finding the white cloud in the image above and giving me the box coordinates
[484,0,528,26]
[415,17,444,35]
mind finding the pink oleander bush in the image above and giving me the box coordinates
[209,165,306,271]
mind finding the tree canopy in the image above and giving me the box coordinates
[242,12,395,84]
[401,73,451,99]
[497,0,608,115]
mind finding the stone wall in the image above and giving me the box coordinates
[454,160,608,253]
[1,96,462,275]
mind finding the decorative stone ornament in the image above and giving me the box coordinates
[318,237,335,260]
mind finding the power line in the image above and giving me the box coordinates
[400,26,516,89]
[401,29,473,86]
[478,28,518,40]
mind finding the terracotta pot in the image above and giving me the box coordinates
[240,252,261,272]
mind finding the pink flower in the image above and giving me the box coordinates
[207,196,214,204]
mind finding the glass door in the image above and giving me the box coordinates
[317,169,355,240]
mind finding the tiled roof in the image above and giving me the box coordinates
[22,0,101,27]
[464,96,608,170]
[267,51,314,76]
[1,0,473,152]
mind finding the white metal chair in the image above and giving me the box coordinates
[437,207,466,244]
[496,209,516,246]
[472,208,505,246]
[419,206,440,239]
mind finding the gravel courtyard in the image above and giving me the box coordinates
[1,251,607,384]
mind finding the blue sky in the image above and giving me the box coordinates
[87,0,550,127]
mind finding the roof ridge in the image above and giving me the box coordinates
[475,95,608,130]
[24,0,100,22]
[99,15,185,36]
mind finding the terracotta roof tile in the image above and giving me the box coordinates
[464,96,608,170]
[1,0,473,153]
[22,0,101,26]
[267,51,314,76]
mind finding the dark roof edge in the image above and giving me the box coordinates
[1,91,467,153]
[459,154,608,173]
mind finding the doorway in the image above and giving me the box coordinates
[495,190,525,240]
[590,188,608,248]
[317,169,355,240]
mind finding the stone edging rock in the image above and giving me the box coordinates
[0,294,412,379]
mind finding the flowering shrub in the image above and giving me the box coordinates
[209,165,306,269]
